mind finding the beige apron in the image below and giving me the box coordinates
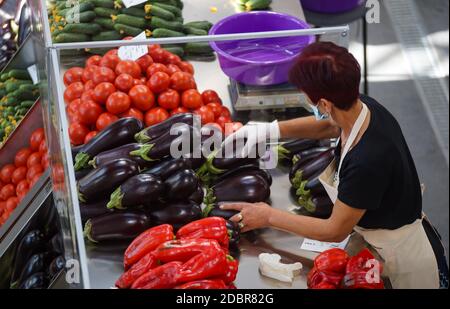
[319,103,439,289]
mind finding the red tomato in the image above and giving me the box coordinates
[167,64,181,75]
[182,89,203,109]
[202,90,221,104]
[92,67,116,85]
[148,48,166,64]
[207,102,223,118]
[0,201,5,212]
[63,67,84,86]
[96,113,119,131]
[170,106,189,116]
[79,100,103,125]
[105,49,119,57]
[27,152,42,168]
[106,92,131,115]
[68,111,82,124]
[147,72,170,94]
[84,131,98,144]
[82,65,98,83]
[204,122,224,133]
[64,82,84,104]
[41,152,50,170]
[0,184,15,201]
[11,167,26,185]
[86,55,102,67]
[225,122,243,136]
[92,82,116,104]
[147,44,161,53]
[179,61,195,75]
[29,173,43,188]
[14,148,32,167]
[115,73,134,92]
[84,80,96,91]
[216,115,232,130]
[69,122,89,145]
[158,89,180,110]
[16,180,29,197]
[165,52,182,65]
[220,106,231,118]
[100,53,120,70]
[115,60,142,79]
[29,128,45,151]
[39,140,48,156]
[121,108,144,122]
[0,165,15,184]
[6,197,19,212]
[136,55,154,72]
[144,107,169,127]
[132,79,145,86]
[194,106,215,125]
[146,63,169,77]
[67,98,82,116]
[26,165,43,183]
[171,72,194,92]
[80,89,95,104]
[129,85,155,112]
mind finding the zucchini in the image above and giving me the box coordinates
[183,27,207,36]
[174,16,184,24]
[93,7,119,18]
[8,70,30,80]
[94,17,115,30]
[152,2,182,17]
[150,16,183,32]
[92,0,115,8]
[184,42,214,54]
[92,30,123,41]
[66,10,96,23]
[54,33,91,43]
[113,23,142,37]
[145,4,175,20]
[152,28,185,38]
[120,7,147,18]
[183,21,213,32]
[114,14,147,29]
[63,23,102,34]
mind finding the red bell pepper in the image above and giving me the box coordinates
[176,217,229,248]
[346,248,383,274]
[175,279,228,289]
[116,252,158,289]
[131,261,182,289]
[124,224,174,269]
[343,270,385,289]
[314,248,349,275]
[307,266,344,289]
[215,256,238,284]
[178,247,228,283]
[312,281,338,289]
[153,238,225,263]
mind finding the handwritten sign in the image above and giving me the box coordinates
[118,32,147,61]
[300,235,351,253]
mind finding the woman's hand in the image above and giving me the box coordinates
[220,202,273,233]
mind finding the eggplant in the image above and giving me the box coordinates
[47,233,64,255]
[142,157,190,180]
[18,272,46,289]
[90,143,159,169]
[47,256,65,280]
[164,169,199,201]
[299,195,333,219]
[290,148,335,187]
[74,117,143,171]
[107,174,164,210]
[203,204,239,220]
[291,147,332,165]
[84,211,151,243]
[183,154,206,170]
[277,139,321,161]
[75,168,92,181]
[206,174,270,204]
[10,230,45,286]
[16,252,53,288]
[189,185,204,204]
[77,159,139,203]
[80,199,114,224]
[135,113,195,143]
[211,164,272,186]
[226,220,241,248]
[149,201,202,230]
[72,145,84,162]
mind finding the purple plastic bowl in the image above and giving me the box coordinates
[301,0,364,14]
[209,12,314,86]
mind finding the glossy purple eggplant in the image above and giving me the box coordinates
[149,201,202,230]
[17,252,53,288]
[75,168,92,181]
[291,147,332,165]
[211,164,272,186]
[135,113,195,143]
[299,195,333,219]
[47,256,65,281]
[142,157,190,180]
[18,272,46,289]
[189,185,204,204]
[202,203,239,220]
[77,159,139,203]
[164,169,199,201]
[74,117,143,171]
[277,139,321,161]
[90,143,158,169]
[107,174,164,210]
[290,148,335,187]
[80,199,114,224]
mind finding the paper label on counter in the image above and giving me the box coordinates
[27,65,39,84]
[122,0,147,8]
[118,32,147,61]
[300,235,351,253]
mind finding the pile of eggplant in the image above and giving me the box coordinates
[282,139,336,219]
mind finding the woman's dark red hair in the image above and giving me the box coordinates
[289,42,361,111]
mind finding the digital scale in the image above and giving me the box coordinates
[229,79,312,112]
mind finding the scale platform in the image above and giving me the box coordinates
[229,79,311,111]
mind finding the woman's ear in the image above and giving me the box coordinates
[320,99,333,115]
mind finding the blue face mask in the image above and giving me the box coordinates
[310,104,328,121]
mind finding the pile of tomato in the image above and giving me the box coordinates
[64,44,240,146]
[0,128,48,226]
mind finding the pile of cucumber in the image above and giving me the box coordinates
[237,0,272,11]
[0,69,40,144]
[48,0,215,60]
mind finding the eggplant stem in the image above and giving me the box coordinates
[83,220,98,243]
[88,158,96,168]
[107,187,125,210]
[78,189,86,204]
[130,144,155,162]
[292,155,300,165]
[74,152,91,171]
[299,196,316,213]
[202,203,214,217]
[291,170,304,188]
[134,130,151,143]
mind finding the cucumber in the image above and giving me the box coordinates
[183,21,213,32]
[93,7,119,18]
[184,42,214,54]
[5,80,32,93]
[12,89,35,101]
[245,0,272,11]
[150,16,183,32]
[145,4,175,20]
[114,14,147,29]
[20,101,35,109]
[152,2,182,17]
[0,73,9,82]
[66,10,96,23]
[18,84,36,93]
[54,33,91,43]
[94,17,115,30]
[152,28,185,38]
[4,97,16,106]
[92,30,123,41]
[85,48,110,55]
[183,27,207,36]
[113,23,142,37]
[185,53,217,62]
[120,7,147,18]
[8,70,30,80]
[63,23,102,34]
[163,46,185,58]
[92,0,115,8]
[174,16,184,24]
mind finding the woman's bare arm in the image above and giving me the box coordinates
[279,116,341,140]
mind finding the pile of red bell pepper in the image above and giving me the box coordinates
[116,217,238,289]
[307,248,385,289]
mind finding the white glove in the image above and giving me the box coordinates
[221,121,280,158]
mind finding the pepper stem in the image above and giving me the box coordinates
[74,152,91,171]
[107,187,125,210]
[130,144,155,162]
[83,220,98,243]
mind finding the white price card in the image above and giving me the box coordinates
[122,0,147,8]
[300,235,351,253]
[118,31,148,61]
[27,64,39,85]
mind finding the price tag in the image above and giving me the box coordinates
[27,64,39,84]
[118,31,148,61]
[300,235,351,253]
[122,0,147,8]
